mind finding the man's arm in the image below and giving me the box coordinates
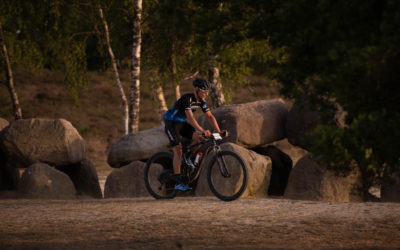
[205,111,221,133]
[185,109,206,132]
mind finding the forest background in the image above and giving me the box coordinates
[0,0,399,197]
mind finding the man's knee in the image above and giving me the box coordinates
[173,145,182,155]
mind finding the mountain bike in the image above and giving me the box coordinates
[144,132,248,201]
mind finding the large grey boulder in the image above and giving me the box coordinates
[286,96,346,149]
[197,99,288,148]
[56,158,102,199]
[284,155,362,202]
[108,126,169,168]
[196,143,272,198]
[104,161,150,198]
[107,99,288,168]
[19,163,76,199]
[266,139,309,167]
[0,118,85,168]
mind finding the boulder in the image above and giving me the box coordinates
[196,99,288,148]
[381,172,400,202]
[286,96,346,149]
[252,145,292,196]
[0,118,85,168]
[108,126,169,168]
[0,118,9,131]
[104,161,150,198]
[196,143,272,198]
[266,139,309,167]
[285,98,320,149]
[284,155,362,202]
[56,158,102,199]
[19,163,76,199]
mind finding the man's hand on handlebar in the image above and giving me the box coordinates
[202,130,212,138]
[220,130,228,137]
[201,130,228,138]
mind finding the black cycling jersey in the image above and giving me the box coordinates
[164,93,210,122]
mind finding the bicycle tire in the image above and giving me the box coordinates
[207,150,248,201]
[144,151,178,199]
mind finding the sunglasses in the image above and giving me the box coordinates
[198,88,209,93]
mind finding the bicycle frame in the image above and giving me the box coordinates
[180,133,225,185]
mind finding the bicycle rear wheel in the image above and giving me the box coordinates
[207,150,247,201]
[144,151,178,199]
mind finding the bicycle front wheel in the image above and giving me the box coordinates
[144,151,178,199]
[207,150,248,201]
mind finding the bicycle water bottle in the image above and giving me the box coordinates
[194,152,203,166]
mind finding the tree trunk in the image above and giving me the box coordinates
[171,42,180,101]
[208,53,225,108]
[98,5,129,135]
[129,0,142,133]
[0,21,22,120]
[150,76,168,126]
[174,84,181,101]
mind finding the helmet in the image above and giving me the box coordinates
[193,78,211,91]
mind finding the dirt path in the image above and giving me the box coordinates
[1,197,399,249]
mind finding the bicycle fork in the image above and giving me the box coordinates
[215,150,231,178]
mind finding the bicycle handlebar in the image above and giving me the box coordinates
[187,130,227,151]
[201,130,227,138]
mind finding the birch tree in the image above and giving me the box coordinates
[208,53,225,108]
[0,20,22,120]
[98,5,129,135]
[171,41,180,100]
[150,72,167,125]
[129,0,142,133]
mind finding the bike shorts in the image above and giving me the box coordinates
[164,120,195,147]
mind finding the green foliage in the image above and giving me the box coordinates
[248,0,400,192]
[141,0,197,87]
[63,41,89,103]
[306,111,400,189]
[4,32,44,72]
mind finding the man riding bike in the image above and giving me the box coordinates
[164,78,227,191]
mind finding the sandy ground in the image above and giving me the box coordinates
[0,197,399,249]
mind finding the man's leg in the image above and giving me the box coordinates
[172,144,191,191]
[172,144,182,174]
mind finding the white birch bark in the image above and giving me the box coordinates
[98,6,129,135]
[0,21,22,120]
[208,53,225,108]
[129,0,142,133]
[174,84,181,101]
[171,43,181,101]
[151,77,168,125]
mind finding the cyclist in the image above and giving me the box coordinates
[164,78,227,191]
